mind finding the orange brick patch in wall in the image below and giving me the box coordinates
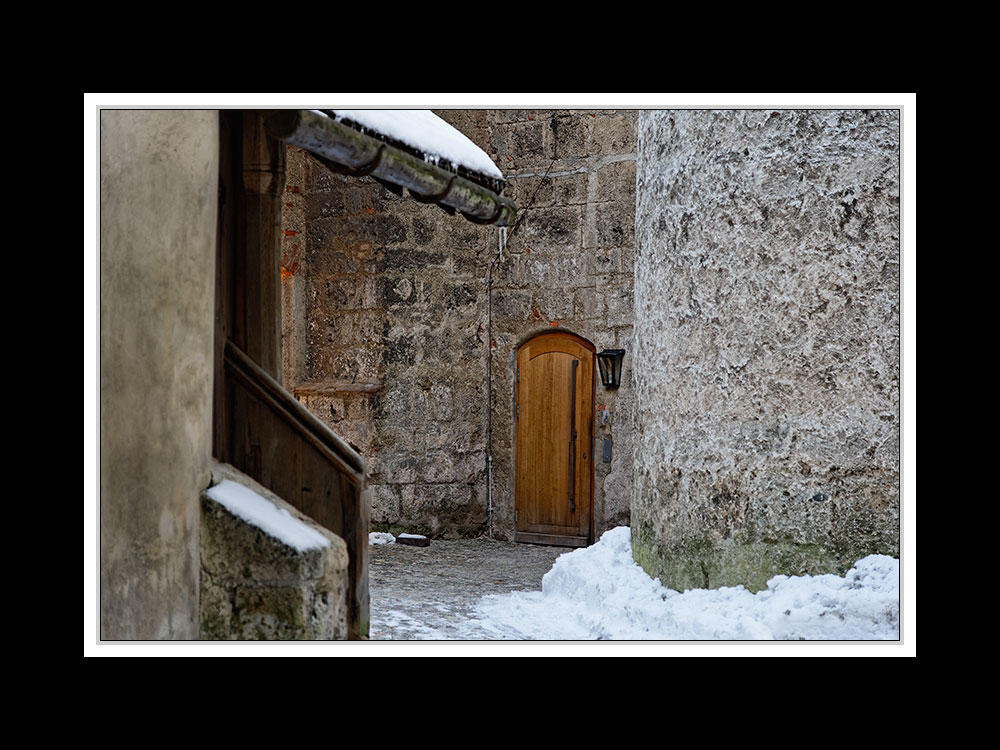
[549,321,559,327]
[281,243,302,278]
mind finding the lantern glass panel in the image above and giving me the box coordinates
[598,357,612,385]
[597,349,625,388]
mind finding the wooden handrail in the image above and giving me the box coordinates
[224,339,367,481]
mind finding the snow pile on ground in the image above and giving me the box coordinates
[475,527,899,640]
[369,532,396,545]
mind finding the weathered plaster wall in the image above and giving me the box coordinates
[100,109,219,639]
[280,109,637,541]
[631,110,900,591]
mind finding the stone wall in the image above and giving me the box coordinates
[200,464,349,640]
[100,109,218,639]
[631,110,900,591]
[281,130,494,538]
[281,109,637,541]
[484,110,637,540]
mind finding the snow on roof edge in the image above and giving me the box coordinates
[319,109,503,181]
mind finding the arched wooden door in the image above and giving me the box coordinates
[514,332,595,547]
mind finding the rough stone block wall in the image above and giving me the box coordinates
[280,129,494,538]
[631,110,900,591]
[280,109,637,542]
[200,464,349,640]
[484,110,638,540]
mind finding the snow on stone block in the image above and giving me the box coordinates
[205,479,330,552]
[369,532,396,545]
[200,471,349,640]
[322,110,503,180]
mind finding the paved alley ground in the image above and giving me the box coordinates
[368,537,567,640]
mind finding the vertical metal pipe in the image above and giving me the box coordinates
[486,226,507,540]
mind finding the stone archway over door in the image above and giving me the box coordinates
[514,332,595,547]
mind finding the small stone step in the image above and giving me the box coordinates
[396,533,430,547]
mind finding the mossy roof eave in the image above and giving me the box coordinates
[264,109,517,227]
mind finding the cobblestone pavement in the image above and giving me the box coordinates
[368,537,568,640]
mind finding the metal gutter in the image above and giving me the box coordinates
[263,109,517,227]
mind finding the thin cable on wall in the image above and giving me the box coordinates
[484,158,553,540]
[504,157,556,245]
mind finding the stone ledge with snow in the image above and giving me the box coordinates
[200,463,349,640]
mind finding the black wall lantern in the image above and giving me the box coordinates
[596,349,625,389]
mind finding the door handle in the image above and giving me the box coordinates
[569,359,578,511]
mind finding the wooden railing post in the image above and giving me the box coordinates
[214,112,369,638]
[242,111,285,381]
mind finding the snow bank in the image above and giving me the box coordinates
[369,532,396,545]
[205,480,330,552]
[319,109,503,179]
[475,527,899,640]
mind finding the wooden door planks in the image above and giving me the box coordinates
[514,332,595,546]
